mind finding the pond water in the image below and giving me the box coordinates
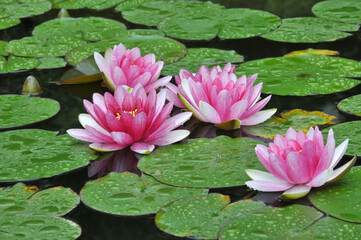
[0,0,360,239]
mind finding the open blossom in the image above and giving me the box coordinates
[246,127,355,200]
[94,43,171,92]
[165,63,276,130]
[67,84,192,154]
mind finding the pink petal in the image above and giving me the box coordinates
[130,142,155,154]
[330,139,348,168]
[307,168,333,187]
[285,151,311,184]
[241,108,276,126]
[67,129,101,143]
[246,180,294,192]
[313,129,335,177]
[245,169,286,183]
[149,130,190,146]
[144,75,172,93]
[89,143,124,152]
[199,101,221,124]
[110,132,133,147]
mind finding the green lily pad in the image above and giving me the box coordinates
[219,205,323,240]
[32,17,127,41]
[80,172,207,216]
[309,166,361,223]
[236,55,361,96]
[244,109,337,139]
[65,34,186,66]
[156,194,265,239]
[0,56,39,72]
[0,1,51,19]
[262,17,359,43]
[0,183,80,240]
[50,0,122,10]
[322,121,361,156]
[122,1,280,40]
[126,29,164,36]
[312,0,361,24]
[5,35,86,57]
[37,57,67,69]
[0,18,20,30]
[0,129,98,182]
[138,136,266,188]
[0,95,60,129]
[115,0,151,11]
[0,41,8,56]
[337,94,361,116]
[161,48,244,76]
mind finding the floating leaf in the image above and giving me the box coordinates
[138,136,266,188]
[0,129,98,182]
[5,35,86,57]
[37,57,67,69]
[219,205,323,240]
[284,48,340,57]
[80,172,207,216]
[57,72,102,85]
[0,183,81,240]
[236,55,361,96]
[33,17,127,41]
[162,48,244,76]
[309,167,361,223]
[115,0,152,11]
[0,1,51,19]
[156,194,265,239]
[244,109,337,139]
[123,1,280,40]
[50,0,122,10]
[0,18,20,30]
[0,95,60,129]
[65,34,186,66]
[0,56,39,72]
[312,0,361,24]
[262,17,359,43]
[0,41,8,56]
[337,94,361,116]
[322,121,361,156]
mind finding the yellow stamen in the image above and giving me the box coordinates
[115,109,138,120]
[116,113,121,120]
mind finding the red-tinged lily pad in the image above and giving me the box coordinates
[243,109,337,139]
[284,48,340,57]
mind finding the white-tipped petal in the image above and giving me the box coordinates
[245,169,286,183]
[326,156,356,184]
[280,185,311,200]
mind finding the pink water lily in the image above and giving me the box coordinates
[165,63,276,130]
[94,43,171,92]
[67,84,192,154]
[246,127,356,200]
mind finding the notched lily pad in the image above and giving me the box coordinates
[33,17,127,41]
[5,35,86,57]
[0,183,81,240]
[0,56,39,72]
[262,17,359,43]
[0,1,51,19]
[322,121,361,156]
[309,166,361,223]
[138,136,266,188]
[337,94,361,116]
[236,55,361,96]
[65,34,186,66]
[156,194,265,239]
[0,129,98,182]
[312,0,361,24]
[244,109,337,139]
[162,48,244,76]
[80,172,207,216]
[0,94,60,129]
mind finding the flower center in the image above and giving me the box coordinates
[116,109,139,120]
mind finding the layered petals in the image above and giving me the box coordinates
[166,63,275,130]
[246,127,354,200]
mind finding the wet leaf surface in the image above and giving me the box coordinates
[0,18,20,30]
[337,94,361,117]
[312,0,361,24]
[0,56,39,72]
[37,57,67,69]
[0,1,51,19]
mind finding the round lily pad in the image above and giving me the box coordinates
[37,57,67,69]
[219,205,323,240]
[5,35,86,57]
[0,56,40,72]
[337,94,361,116]
[50,0,122,10]
[0,18,20,30]
[0,183,81,240]
[244,109,337,139]
[80,172,208,216]
[33,17,127,41]
[236,55,361,96]
[155,194,265,239]
[309,166,361,223]
[0,1,51,19]
[0,95,60,129]
[161,48,244,76]
[312,0,361,24]
[322,121,361,156]
[115,0,151,11]
[262,17,359,43]
[65,34,186,66]
[0,129,98,182]
[138,136,266,188]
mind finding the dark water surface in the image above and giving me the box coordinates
[1,0,360,239]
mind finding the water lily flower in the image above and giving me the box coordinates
[67,84,192,154]
[246,127,356,200]
[94,43,171,92]
[165,63,276,130]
